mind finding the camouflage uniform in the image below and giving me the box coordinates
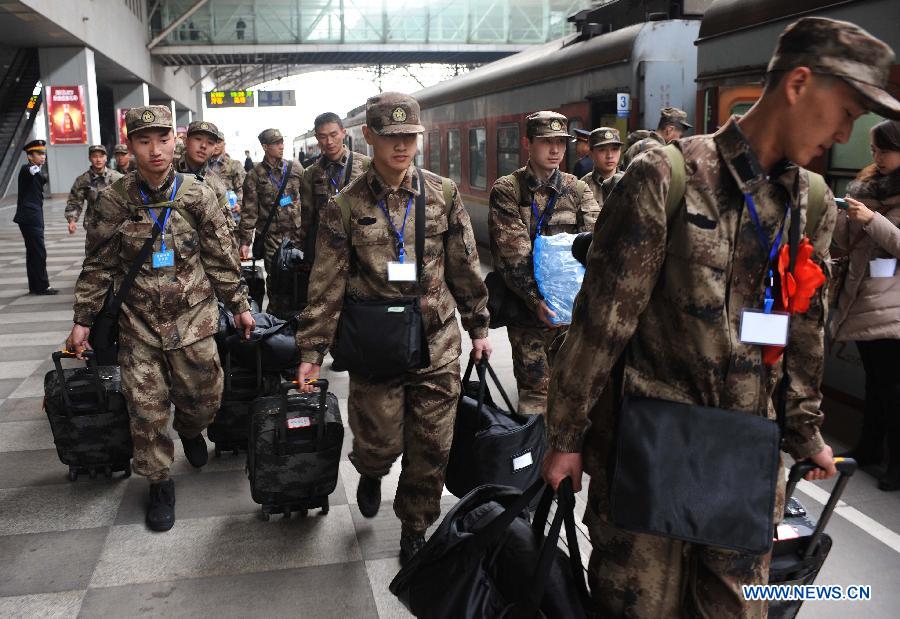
[72,105,249,483]
[489,111,599,414]
[622,107,692,168]
[114,144,135,175]
[65,155,122,228]
[296,92,489,534]
[580,127,624,211]
[298,145,371,269]
[209,151,246,207]
[240,128,305,317]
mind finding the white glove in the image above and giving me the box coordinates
[29,165,41,175]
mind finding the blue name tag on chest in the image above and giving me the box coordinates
[279,195,292,207]
[152,249,175,268]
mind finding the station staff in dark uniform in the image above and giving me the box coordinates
[15,140,57,295]
[572,128,593,178]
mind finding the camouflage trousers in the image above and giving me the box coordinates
[582,477,770,618]
[506,325,567,415]
[120,335,223,482]
[347,359,461,534]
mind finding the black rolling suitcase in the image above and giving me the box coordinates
[241,259,265,311]
[768,458,858,619]
[42,350,133,481]
[247,380,343,520]
[207,346,281,456]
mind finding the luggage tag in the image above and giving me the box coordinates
[739,309,790,346]
[287,416,311,429]
[279,194,292,207]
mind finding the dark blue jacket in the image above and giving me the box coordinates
[15,164,46,228]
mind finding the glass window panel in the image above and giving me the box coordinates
[415,134,425,168]
[831,112,882,171]
[428,130,441,172]
[447,129,461,184]
[468,127,487,189]
[497,124,520,177]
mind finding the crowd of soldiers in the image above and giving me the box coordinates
[29,14,896,617]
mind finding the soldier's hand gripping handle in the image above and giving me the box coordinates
[65,324,93,360]
[542,450,584,492]
[233,311,256,341]
[471,338,493,362]
[296,362,321,393]
[239,244,251,260]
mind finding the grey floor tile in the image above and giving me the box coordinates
[0,419,56,452]
[0,481,127,535]
[0,333,68,347]
[80,561,378,619]
[0,590,85,619]
[364,558,413,619]
[0,528,109,596]
[0,450,74,489]
[90,507,362,587]
[0,396,47,422]
[8,372,54,399]
[0,321,75,335]
[0,360,44,380]
[850,496,900,534]
[2,344,64,363]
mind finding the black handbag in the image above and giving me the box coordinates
[251,161,293,261]
[446,358,547,499]
[484,271,540,329]
[390,478,590,619]
[330,168,430,379]
[217,303,300,371]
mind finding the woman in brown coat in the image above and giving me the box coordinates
[831,119,900,491]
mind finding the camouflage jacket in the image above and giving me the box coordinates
[176,157,228,211]
[547,117,834,464]
[299,147,371,253]
[622,130,665,168]
[489,163,599,311]
[296,163,490,368]
[72,169,250,351]
[65,167,122,224]
[239,157,305,247]
[581,170,624,211]
[209,153,246,204]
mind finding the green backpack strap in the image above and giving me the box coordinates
[575,179,587,203]
[335,192,353,241]
[661,144,686,225]
[442,177,453,210]
[112,174,198,229]
[805,171,827,238]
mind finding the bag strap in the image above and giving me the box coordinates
[112,174,198,229]
[468,479,547,558]
[414,168,426,287]
[108,218,163,317]
[661,144,686,225]
[462,357,517,415]
[343,150,354,190]
[441,177,453,213]
[575,179,586,204]
[805,171,827,238]
[258,161,293,244]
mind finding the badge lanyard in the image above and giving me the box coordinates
[267,161,287,196]
[378,194,414,263]
[531,192,559,238]
[329,160,349,195]
[139,176,179,254]
[743,193,788,314]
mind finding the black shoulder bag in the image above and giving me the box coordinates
[252,161,293,261]
[330,168,429,380]
[609,204,803,555]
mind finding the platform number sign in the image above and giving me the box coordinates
[617,93,631,118]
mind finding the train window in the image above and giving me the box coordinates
[567,118,584,174]
[468,127,487,189]
[428,130,440,172]
[497,124,520,177]
[447,129,461,185]
[831,112,881,171]
[415,134,424,168]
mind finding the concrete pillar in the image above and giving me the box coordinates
[176,108,192,130]
[38,47,101,193]
[111,82,149,143]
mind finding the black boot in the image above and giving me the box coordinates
[356,475,381,518]
[878,429,900,492]
[146,480,176,531]
[400,530,426,564]
[180,433,209,468]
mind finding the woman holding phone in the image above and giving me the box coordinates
[831,119,900,491]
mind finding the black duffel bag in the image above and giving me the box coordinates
[217,303,300,371]
[446,358,547,499]
[484,271,540,329]
[269,238,305,299]
[390,478,591,619]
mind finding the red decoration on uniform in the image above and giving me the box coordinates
[762,238,826,366]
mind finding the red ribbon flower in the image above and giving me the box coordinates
[762,238,826,366]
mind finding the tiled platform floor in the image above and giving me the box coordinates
[0,196,897,618]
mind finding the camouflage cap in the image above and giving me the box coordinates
[589,127,623,148]
[767,17,900,120]
[125,105,174,136]
[88,144,107,155]
[366,92,425,135]
[216,130,225,142]
[526,111,573,139]
[659,107,692,129]
[258,128,283,145]
[113,144,129,155]
[187,120,220,140]
[174,139,185,156]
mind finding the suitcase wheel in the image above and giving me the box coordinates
[297,508,308,518]
[122,467,132,479]
[214,446,222,457]
[260,510,270,522]
[67,467,78,482]
[321,498,329,515]
[232,448,240,456]
[283,507,292,520]
[88,468,97,480]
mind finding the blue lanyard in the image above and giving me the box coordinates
[329,160,348,195]
[531,192,559,237]
[378,194,414,263]
[743,193,789,314]
[139,177,179,252]
[267,161,286,195]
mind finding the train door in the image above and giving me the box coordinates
[638,61,691,132]
[590,94,628,143]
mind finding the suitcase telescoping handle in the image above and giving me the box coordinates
[52,350,107,414]
[277,379,329,452]
[785,457,857,559]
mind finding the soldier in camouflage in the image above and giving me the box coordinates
[542,17,900,617]
[65,105,255,533]
[209,131,246,217]
[489,110,599,415]
[621,106,692,168]
[295,92,491,563]
[114,144,135,175]
[65,145,122,234]
[580,127,623,210]
[298,112,371,304]
[239,128,305,318]
[176,120,230,215]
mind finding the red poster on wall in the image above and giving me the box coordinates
[117,108,129,143]
[47,85,88,145]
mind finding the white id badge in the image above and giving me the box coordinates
[387,261,417,282]
[869,257,897,278]
[739,310,790,346]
